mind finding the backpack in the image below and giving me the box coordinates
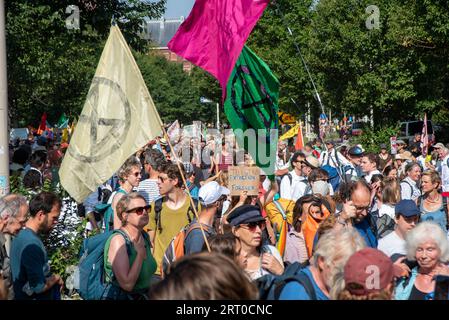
[161,222,211,276]
[279,174,311,198]
[77,229,132,300]
[153,197,198,233]
[321,165,340,192]
[94,189,127,232]
[400,180,415,199]
[256,261,316,300]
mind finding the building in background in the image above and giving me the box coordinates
[142,17,193,73]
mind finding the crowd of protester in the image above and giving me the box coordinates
[1,128,449,301]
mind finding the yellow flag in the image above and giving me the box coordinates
[279,123,300,141]
[59,25,163,203]
[61,128,69,143]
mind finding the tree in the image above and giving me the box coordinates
[136,52,218,124]
[6,0,166,127]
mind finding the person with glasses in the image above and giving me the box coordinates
[145,162,196,284]
[184,181,230,254]
[335,180,378,248]
[0,194,28,300]
[227,205,284,281]
[112,157,142,230]
[104,192,156,300]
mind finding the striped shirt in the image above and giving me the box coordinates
[137,179,160,205]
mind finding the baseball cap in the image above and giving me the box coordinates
[433,142,445,149]
[344,248,402,296]
[226,204,265,226]
[348,146,364,157]
[380,143,387,149]
[198,181,230,206]
[395,199,420,217]
[303,156,320,169]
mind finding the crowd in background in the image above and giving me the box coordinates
[1,126,449,300]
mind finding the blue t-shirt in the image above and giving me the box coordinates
[354,218,378,248]
[279,267,329,300]
[10,228,56,300]
[184,221,215,254]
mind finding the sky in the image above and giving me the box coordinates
[164,0,195,18]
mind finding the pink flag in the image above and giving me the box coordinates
[167,0,269,100]
[421,113,428,156]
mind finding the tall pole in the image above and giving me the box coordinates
[216,102,220,130]
[0,0,9,196]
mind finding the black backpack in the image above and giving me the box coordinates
[256,261,316,300]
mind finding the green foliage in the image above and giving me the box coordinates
[136,52,219,124]
[248,0,449,128]
[351,124,399,154]
[6,0,166,127]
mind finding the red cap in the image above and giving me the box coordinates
[344,248,402,295]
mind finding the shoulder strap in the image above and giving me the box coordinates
[187,198,199,223]
[274,270,317,300]
[185,222,211,239]
[288,173,293,186]
[273,200,287,220]
[401,180,413,196]
[154,197,164,231]
[443,196,448,215]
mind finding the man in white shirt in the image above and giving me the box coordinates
[360,153,382,183]
[319,141,350,168]
[378,200,420,257]
[434,143,449,198]
[290,156,320,201]
[280,152,307,200]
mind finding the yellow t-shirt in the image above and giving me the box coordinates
[145,196,194,275]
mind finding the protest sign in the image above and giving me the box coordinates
[228,166,259,196]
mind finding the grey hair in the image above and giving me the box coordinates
[405,221,449,262]
[0,194,28,219]
[312,227,367,300]
[117,156,142,181]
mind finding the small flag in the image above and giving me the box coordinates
[295,122,304,151]
[37,113,47,135]
[224,46,279,176]
[167,0,269,100]
[279,123,300,141]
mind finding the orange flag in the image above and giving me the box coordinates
[295,122,304,150]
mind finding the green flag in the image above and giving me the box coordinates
[57,113,69,129]
[224,46,280,176]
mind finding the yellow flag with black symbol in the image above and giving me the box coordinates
[59,25,163,203]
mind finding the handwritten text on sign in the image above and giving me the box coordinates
[228,166,260,196]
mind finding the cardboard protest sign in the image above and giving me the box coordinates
[228,166,259,196]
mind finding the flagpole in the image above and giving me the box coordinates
[160,125,211,252]
[272,1,325,116]
[0,0,9,196]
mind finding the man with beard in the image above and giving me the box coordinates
[184,181,230,254]
[10,192,63,300]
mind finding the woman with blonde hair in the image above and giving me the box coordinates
[104,192,156,300]
[418,170,448,232]
[112,156,142,230]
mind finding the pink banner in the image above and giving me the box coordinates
[168,0,269,100]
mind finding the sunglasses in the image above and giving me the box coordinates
[125,205,151,215]
[132,172,141,177]
[239,221,266,232]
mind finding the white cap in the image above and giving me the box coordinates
[198,181,230,206]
